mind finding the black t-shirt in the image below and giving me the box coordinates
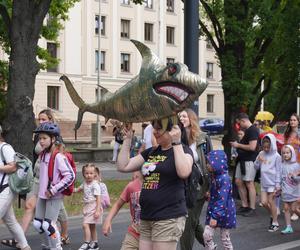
[140,145,192,221]
[237,125,259,161]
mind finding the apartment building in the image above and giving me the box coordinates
[33,0,223,138]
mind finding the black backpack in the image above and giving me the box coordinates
[185,162,203,209]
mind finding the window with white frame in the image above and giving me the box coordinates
[47,42,58,72]
[166,26,175,44]
[120,0,130,5]
[47,86,60,110]
[166,57,175,65]
[95,15,106,35]
[206,62,213,79]
[121,19,130,39]
[144,0,153,9]
[167,0,174,12]
[207,94,214,113]
[144,23,153,42]
[121,53,130,72]
[95,50,106,71]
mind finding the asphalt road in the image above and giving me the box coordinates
[2,202,300,250]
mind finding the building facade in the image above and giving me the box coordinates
[33,0,223,138]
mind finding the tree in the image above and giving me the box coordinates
[0,0,79,159]
[198,0,300,155]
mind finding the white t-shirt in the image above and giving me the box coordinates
[80,180,101,203]
[143,124,153,150]
[0,143,16,185]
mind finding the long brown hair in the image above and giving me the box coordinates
[183,108,200,145]
[39,109,55,122]
[284,113,300,142]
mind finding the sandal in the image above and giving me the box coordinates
[1,239,19,249]
[61,235,70,245]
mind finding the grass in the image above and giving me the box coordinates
[13,179,131,219]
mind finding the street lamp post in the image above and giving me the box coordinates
[184,0,199,115]
[96,0,101,147]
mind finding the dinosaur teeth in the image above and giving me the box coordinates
[157,86,189,102]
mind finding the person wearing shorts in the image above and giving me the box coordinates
[230,113,259,217]
[117,119,193,250]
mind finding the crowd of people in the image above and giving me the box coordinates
[1,109,300,250]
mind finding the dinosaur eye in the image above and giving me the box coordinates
[168,64,177,75]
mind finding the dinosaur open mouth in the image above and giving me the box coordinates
[153,82,193,103]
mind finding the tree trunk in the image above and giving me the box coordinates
[2,1,48,159]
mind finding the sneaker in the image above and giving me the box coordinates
[268,224,279,232]
[291,213,299,221]
[89,241,99,250]
[236,206,250,215]
[61,235,71,245]
[269,217,273,227]
[78,242,90,250]
[242,208,256,217]
[281,226,293,234]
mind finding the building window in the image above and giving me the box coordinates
[207,94,214,113]
[121,19,130,39]
[120,0,130,5]
[144,23,153,42]
[95,50,105,71]
[166,26,175,44]
[166,57,175,65]
[206,39,213,49]
[167,0,174,12]
[95,15,106,35]
[121,53,130,72]
[206,62,213,79]
[47,42,58,72]
[47,86,60,110]
[144,0,153,9]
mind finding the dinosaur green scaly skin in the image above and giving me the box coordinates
[60,40,208,130]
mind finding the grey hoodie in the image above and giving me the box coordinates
[280,145,300,202]
[254,134,281,188]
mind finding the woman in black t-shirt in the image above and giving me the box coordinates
[117,118,193,250]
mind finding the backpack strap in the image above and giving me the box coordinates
[48,149,60,184]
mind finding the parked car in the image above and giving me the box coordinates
[199,118,224,134]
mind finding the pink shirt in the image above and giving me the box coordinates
[39,152,75,199]
[120,178,142,239]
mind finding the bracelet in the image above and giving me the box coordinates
[172,141,182,146]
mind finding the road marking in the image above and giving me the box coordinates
[258,240,300,250]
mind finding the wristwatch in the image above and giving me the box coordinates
[172,141,182,146]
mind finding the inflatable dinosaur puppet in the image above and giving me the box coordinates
[60,39,208,131]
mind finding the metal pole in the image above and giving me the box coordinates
[96,1,101,147]
[260,79,264,111]
[184,0,199,115]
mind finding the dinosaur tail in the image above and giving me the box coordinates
[60,75,87,131]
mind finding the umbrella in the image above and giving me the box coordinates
[255,111,274,121]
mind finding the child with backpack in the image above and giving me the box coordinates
[75,163,102,250]
[95,166,111,209]
[32,122,75,250]
[203,150,236,250]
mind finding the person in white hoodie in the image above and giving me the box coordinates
[254,133,281,232]
[279,145,300,234]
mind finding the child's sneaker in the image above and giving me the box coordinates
[89,241,99,250]
[78,242,90,250]
[268,224,279,232]
[281,226,293,234]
